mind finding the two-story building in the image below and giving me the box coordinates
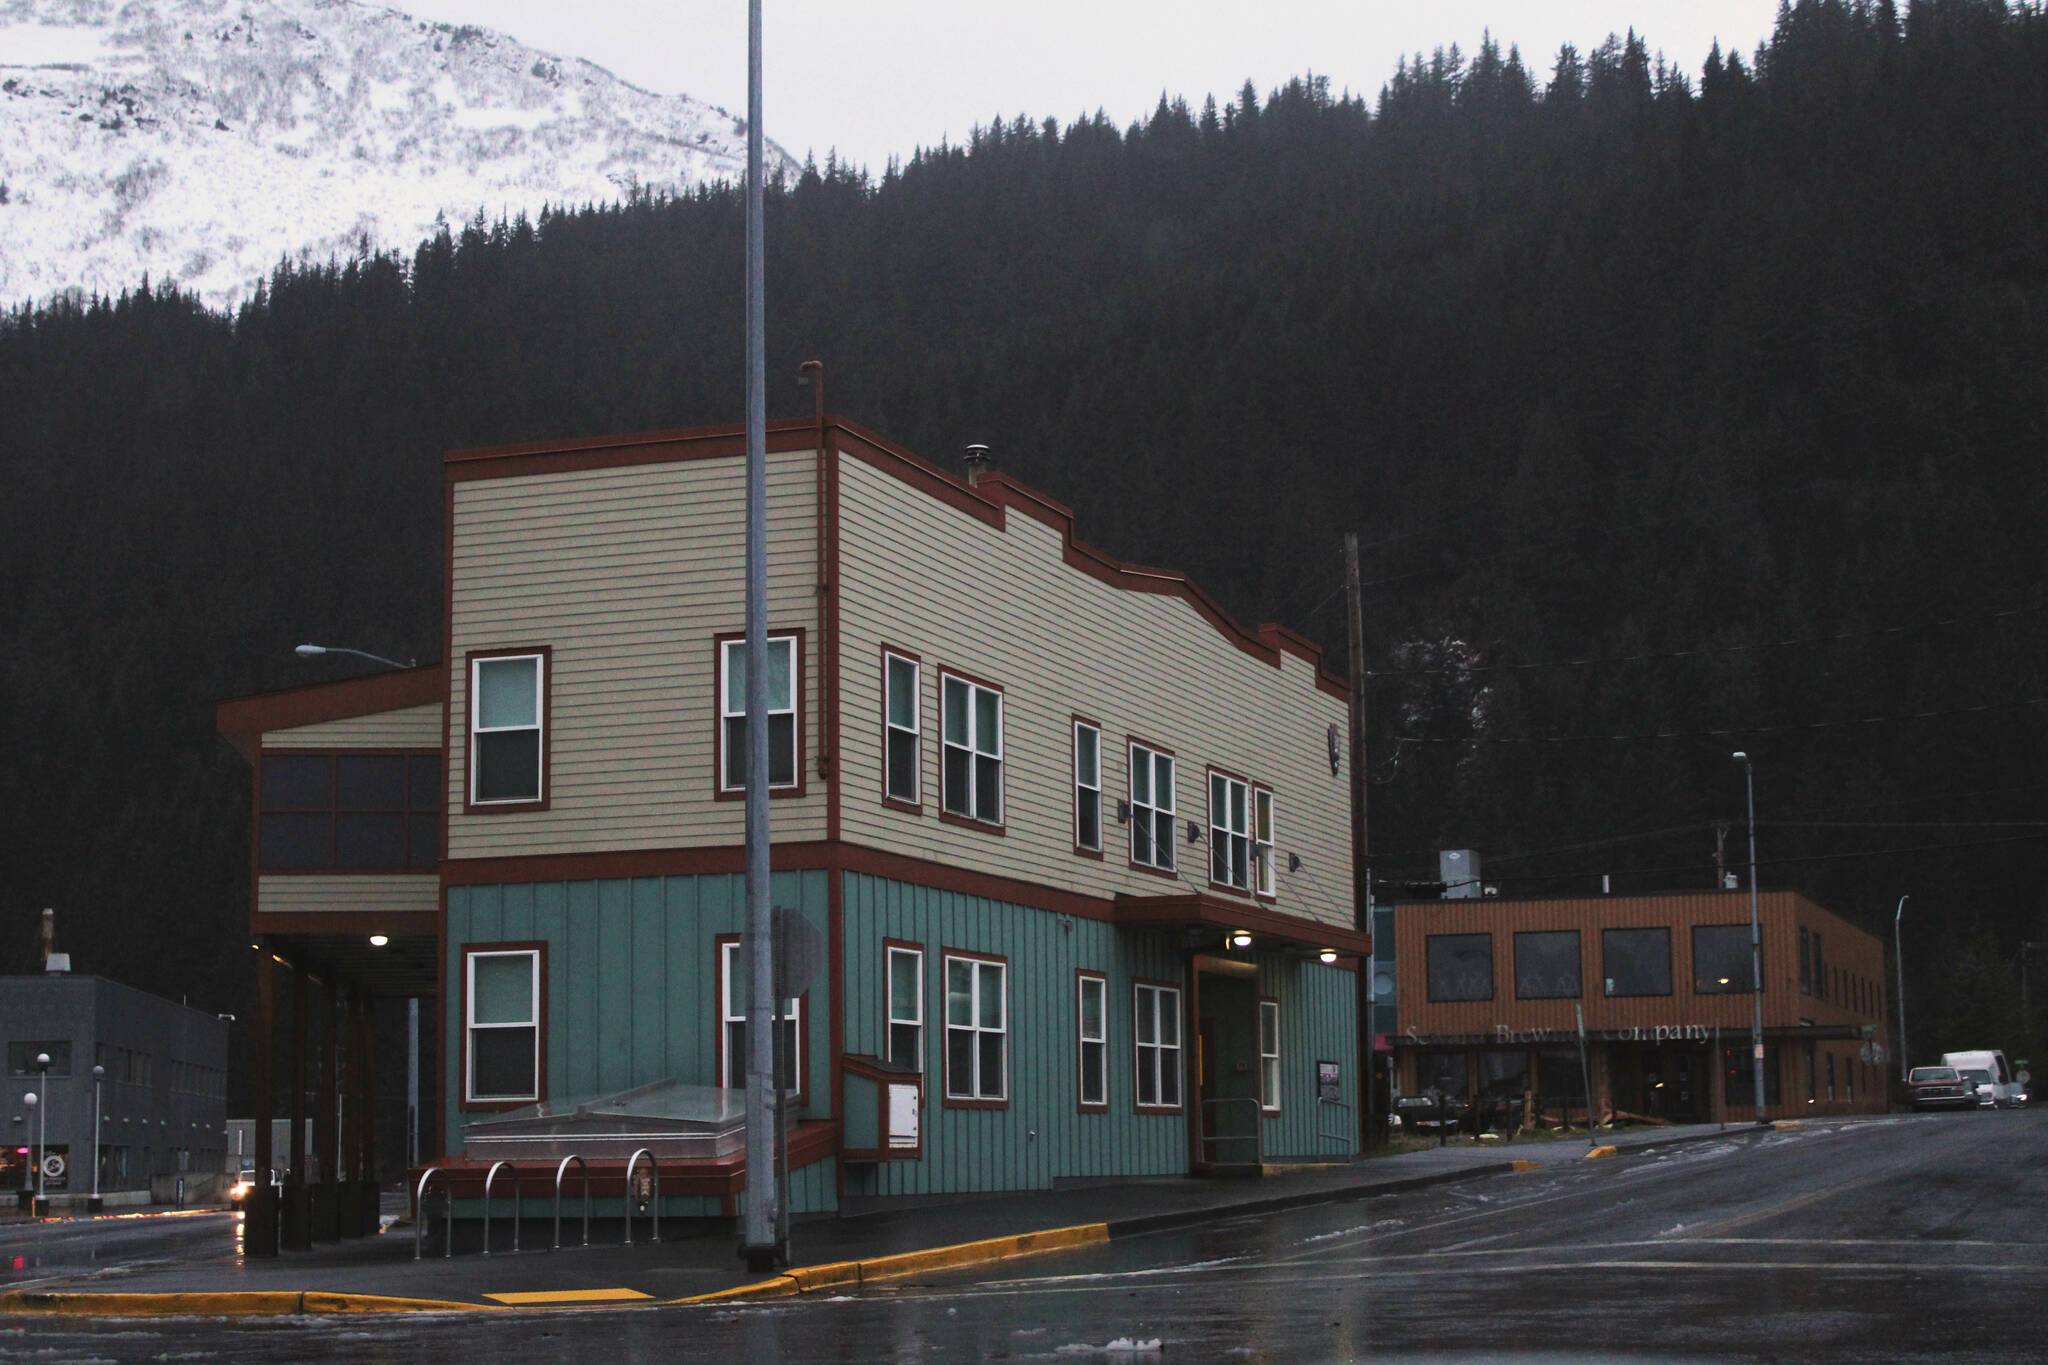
[220,415,1368,1248]
[1391,889,1891,1126]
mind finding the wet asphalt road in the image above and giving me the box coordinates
[5,1109,2043,1362]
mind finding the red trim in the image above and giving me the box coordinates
[1114,892,1374,958]
[939,948,1010,1110]
[1132,978,1186,1115]
[461,648,552,815]
[1076,969,1109,1114]
[457,941,547,1112]
[936,669,1005,831]
[1126,736,1179,877]
[217,667,443,765]
[249,910,438,936]
[878,645,924,814]
[1071,716,1105,859]
[711,628,810,802]
[881,938,926,1073]
[1258,995,1282,1115]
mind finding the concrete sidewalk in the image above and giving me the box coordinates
[0,1121,1764,1315]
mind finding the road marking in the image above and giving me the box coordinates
[483,1288,653,1305]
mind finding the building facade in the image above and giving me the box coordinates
[220,415,1369,1244]
[1391,890,1890,1125]
[1,970,229,1209]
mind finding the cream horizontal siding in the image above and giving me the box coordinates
[264,703,442,751]
[837,456,1354,929]
[256,874,438,916]
[447,451,824,859]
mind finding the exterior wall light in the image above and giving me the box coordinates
[369,935,389,947]
[1319,948,1338,965]
[1230,930,1253,950]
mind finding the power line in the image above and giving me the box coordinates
[1387,694,2048,745]
[1367,603,2046,679]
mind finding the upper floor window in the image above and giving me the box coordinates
[1602,927,1672,997]
[1254,789,1276,897]
[884,651,921,806]
[941,674,1003,825]
[1074,721,1103,853]
[1129,742,1176,871]
[1210,771,1251,891]
[465,947,540,1104]
[1513,930,1581,999]
[1692,924,1756,994]
[260,752,440,870]
[470,652,545,805]
[1799,926,1811,994]
[6,1042,71,1076]
[1427,933,1494,1002]
[720,634,798,792]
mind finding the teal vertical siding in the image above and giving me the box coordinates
[445,870,832,1211]
[1255,952,1360,1159]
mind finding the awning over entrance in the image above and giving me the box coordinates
[1112,893,1371,959]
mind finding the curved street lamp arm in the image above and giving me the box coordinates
[295,644,416,670]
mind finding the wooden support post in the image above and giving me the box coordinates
[358,988,379,1230]
[338,984,361,1238]
[248,947,277,1258]
[284,962,310,1250]
[313,978,340,1240]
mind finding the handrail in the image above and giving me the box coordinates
[412,1167,451,1261]
[552,1154,590,1250]
[1197,1096,1265,1165]
[481,1160,522,1255]
[1316,1097,1355,1151]
[623,1148,661,1245]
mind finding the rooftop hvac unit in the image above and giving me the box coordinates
[1440,849,1481,899]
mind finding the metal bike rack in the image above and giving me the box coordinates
[481,1160,522,1255]
[1198,1096,1265,1167]
[412,1167,452,1261]
[552,1154,591,1250]
[622,1148,661,1245]
[1317,1097,1355,1151]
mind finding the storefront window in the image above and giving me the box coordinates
[1722,1041,1781,1109]
[1420,1052,1470,1100]
[1478,1048,1529,1101]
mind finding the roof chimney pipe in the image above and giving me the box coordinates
[961,443,992,486]
[40,907,53,969]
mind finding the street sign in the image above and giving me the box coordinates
[772,906,823,998]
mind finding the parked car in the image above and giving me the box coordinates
[1906,1066,1977,1111]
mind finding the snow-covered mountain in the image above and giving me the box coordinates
[0,0,796,311]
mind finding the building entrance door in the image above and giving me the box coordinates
[1193,963,1260,1171]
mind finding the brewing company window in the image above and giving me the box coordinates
[1426,933,1494,1002]
[1602,927,1673,997]
[1692,924,1755,994]
[1513,930,1581,1000]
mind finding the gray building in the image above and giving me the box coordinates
[2,967,229,1209]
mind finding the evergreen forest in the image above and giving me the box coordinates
[3,0,2045,1092]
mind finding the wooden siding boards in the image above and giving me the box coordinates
[444,451,824,861]
[834,454,1353,932]
[263,703,442,750]
[255,873,436,917]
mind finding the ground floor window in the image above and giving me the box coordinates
[1134,982,1182,1110]
[1721,1041,1782,1110]
[720,939,802,1094]
[1258,999,1281,1112]
[465,946,540,1103]
[1078,972,1108,1110]
[944,953,1007,1103]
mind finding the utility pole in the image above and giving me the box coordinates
[1345,533,1375,1149]
[738,0,780,1272]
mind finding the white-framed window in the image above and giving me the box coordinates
[470,654,544,804]
[941,675,1003,824]
[1074,721,1102,852]
[884,652,921,804]
[720,634,798,792]
[1133,982,1182,1109]
[887,944,924,1070]
[1078,972,1108,1110]
[1130,743,1175,870]
[944,953,1007,1102]
[1210,771,1251,890]
[720,939,802,1093]
[1259,999,1281,1112]
[1254,789,1276,897]
[466,948,539,1102]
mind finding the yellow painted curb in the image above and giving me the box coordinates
[1585,1146,1619,1159]
[675,1222,1111,1305]
[1771,1121,1803,1130]
[1510,1160,1541,1172]
[0,1290,488,1318]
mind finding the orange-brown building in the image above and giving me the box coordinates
[1392,890,1890,1125]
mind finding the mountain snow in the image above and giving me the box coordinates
[0,0,797,311]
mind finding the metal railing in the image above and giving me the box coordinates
[623,1148,661,1246]
[552,1154,590,1250]
[481,1160,522,1255]
[412,1167,451,1261]
[1197,1097,1264,1167]
[1316,1097,1354,1151]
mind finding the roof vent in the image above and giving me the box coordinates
[961,443,993,486]
[45,953,71,974]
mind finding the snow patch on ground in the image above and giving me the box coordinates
[1056,1340,1163,1356]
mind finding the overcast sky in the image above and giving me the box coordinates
[397,1,1785,172]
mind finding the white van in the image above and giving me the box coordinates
[1941,1050,2022,1107]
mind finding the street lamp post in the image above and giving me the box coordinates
[1732,754,1766,1124]
[22,1093,38,1214]
[31,1051,49,1214]
[1894,896,1911,1083]
[294,643,414,669]
[90,1064,105,1213]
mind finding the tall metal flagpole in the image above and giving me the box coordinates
[740,0,780,1271]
